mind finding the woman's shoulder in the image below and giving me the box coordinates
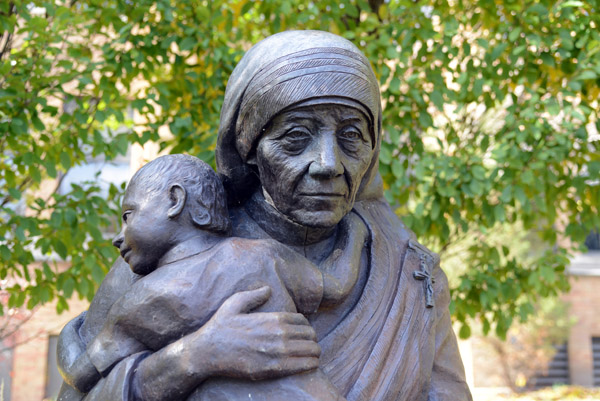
[353,197,446,286]
[353,197,416,244]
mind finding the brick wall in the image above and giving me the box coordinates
[563,274,600,386]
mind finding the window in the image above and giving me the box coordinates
[585,229,600,251]
[531,343,570,388]
[593,337,600,387]
[58,159,130,197]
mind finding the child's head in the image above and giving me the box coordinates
[112,154,230,275]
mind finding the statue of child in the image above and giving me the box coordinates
[85,154,367,400]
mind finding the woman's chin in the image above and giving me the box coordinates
[288,209,346,229]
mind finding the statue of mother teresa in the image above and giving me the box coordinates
[57,30,472,401]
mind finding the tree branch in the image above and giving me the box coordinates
[44,170,69,204]
[0,177,32,209]
[0,3,16,61]
[0,308,36,344]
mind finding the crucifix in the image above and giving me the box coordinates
[413,253,436,308]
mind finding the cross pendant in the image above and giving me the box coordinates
[413,255,435,308]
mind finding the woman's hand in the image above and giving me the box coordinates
[201,286,321,380]
[134,286,321,401]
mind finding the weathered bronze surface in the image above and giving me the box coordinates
[57,30,472,401]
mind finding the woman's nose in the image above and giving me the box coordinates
[308,134,344,179]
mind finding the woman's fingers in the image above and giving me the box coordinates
[280,356,320,374]
[265,339,320,358]
[238,313,317,341]
[248,356,321,380]
[284,340,321,357]
[285,324,318,341]
[206,288,321,380]
[216,286,272,316]
[257,333,320,359]
[276,312,310,326]
[248,311,310,326]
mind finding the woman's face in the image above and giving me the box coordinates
[253,104,374,228]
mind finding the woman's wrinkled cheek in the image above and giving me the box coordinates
[256,143,303,210]
[344,152,372,201]
[275,160,311,212]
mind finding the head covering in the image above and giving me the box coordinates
[216,30,384,205]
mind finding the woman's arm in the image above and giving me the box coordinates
[133,287,321,401]
[59,284,320,401]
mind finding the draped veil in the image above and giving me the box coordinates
[215,30,384,205]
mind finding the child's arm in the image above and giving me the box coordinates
[85,270,183,376]
[85,289,150,376]
[57,258,137,393]
[56,312,102,393]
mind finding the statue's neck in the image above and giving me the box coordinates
[245,190,337,247]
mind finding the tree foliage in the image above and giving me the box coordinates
[1,0,599,337]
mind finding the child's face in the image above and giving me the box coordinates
[112,180,174,275]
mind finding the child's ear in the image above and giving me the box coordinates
[167,184,187,219]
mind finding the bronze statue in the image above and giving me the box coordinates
[57,30,472,401]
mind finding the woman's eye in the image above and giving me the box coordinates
[285,129,310,140]
[122,212,130,223]
[337,128,365,154]
[338,128,362,141]
[280,130,311,153]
